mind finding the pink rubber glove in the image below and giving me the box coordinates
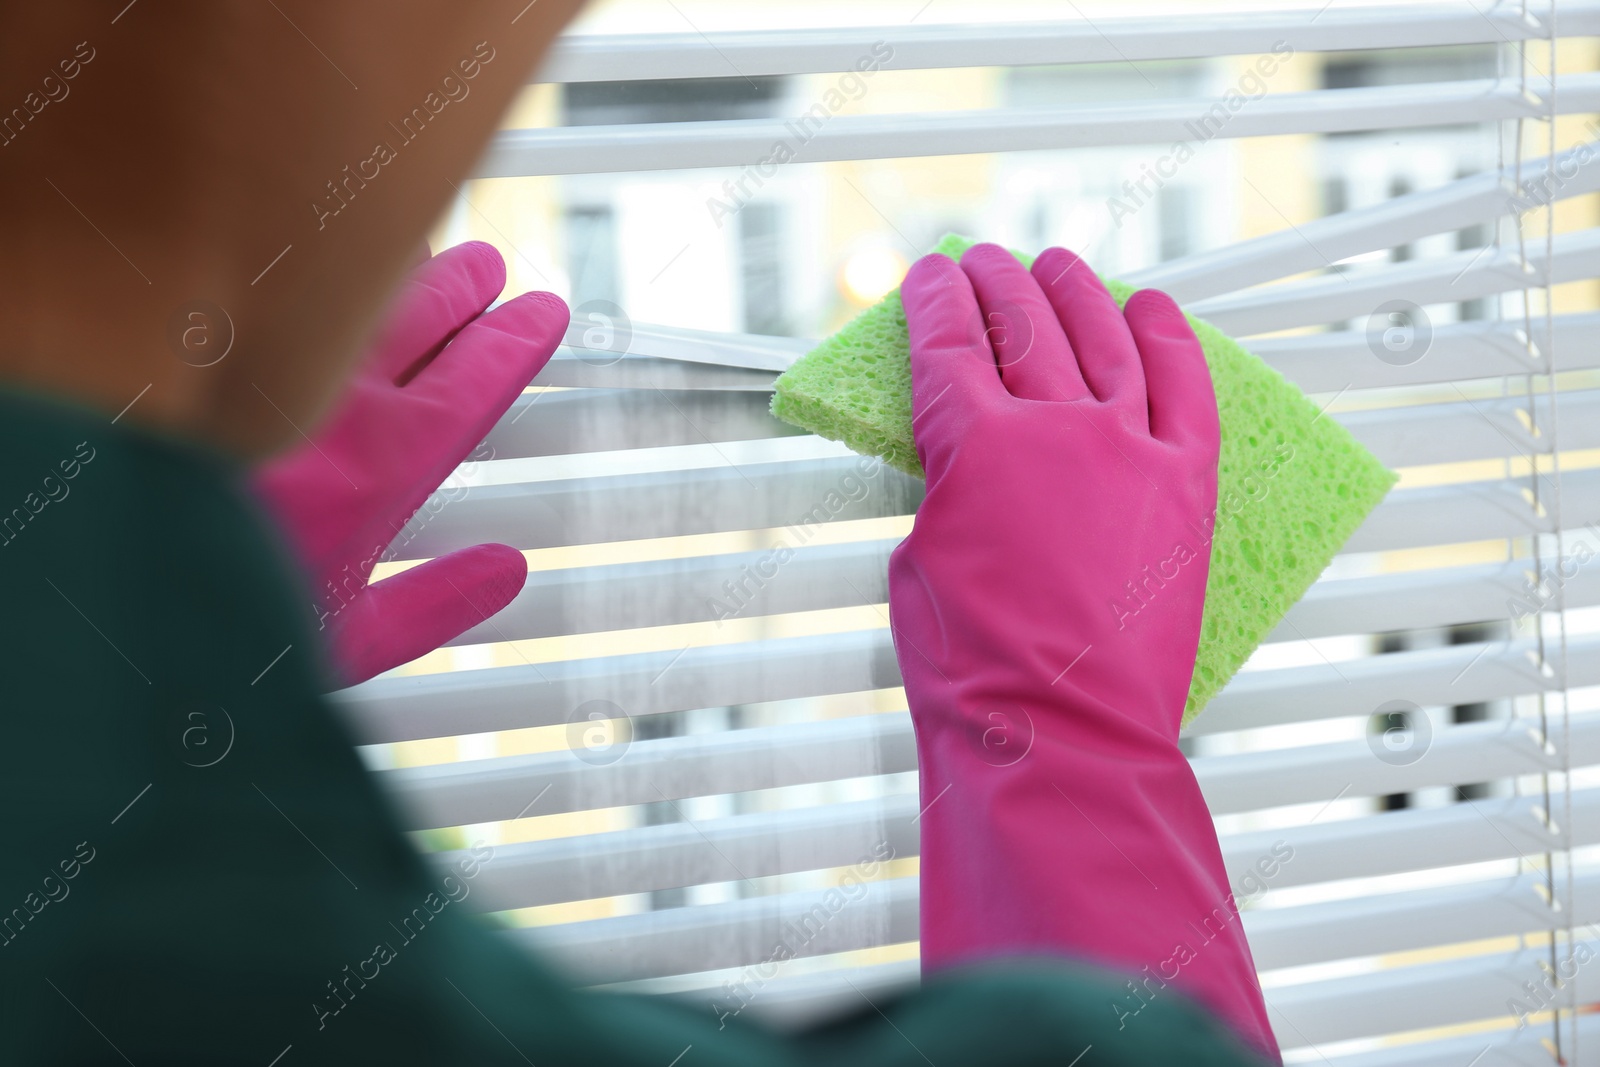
[252,241,569,687]
[891,244,1278,1060]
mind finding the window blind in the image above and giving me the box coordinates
[331,3,1600,1061]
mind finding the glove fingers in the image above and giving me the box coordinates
[407,289,569,436]
[1031,247,1149,431]
[958,243,1085,403]
[325,543,528,687]
[900,253,1008,471]
[1124,288,1219,454]
[339,288,569,582]
[368,241,507,385]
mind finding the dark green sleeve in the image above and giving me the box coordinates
[0,390,1265,1066]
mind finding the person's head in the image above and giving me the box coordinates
[0,1,584,458]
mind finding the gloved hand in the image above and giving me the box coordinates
[891,243,1278,1060]
[252,241,569,688]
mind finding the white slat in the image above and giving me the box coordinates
[1321,1015,1600,1067]
[452,795,921,911]
[440,781,1600,912]
[538,5,1595,84]
[447,539,896,646]
[1270,557,1600,643]
[1244,870,1600,973]
[385,705,1600,831]
[1338,390,1583,468]
[1192,228,1600,338]
[1345,468,1597,554]
[511,876,919,986]
[391,456,923,559]
[385,713,915,825]
[394,712,1600,891]
[494,863,1600,987]
[1128,144,1600,304]
[1264,940,1600,1048]
[1222,788,1596,893]
[476,76,1600,178]
[562,319,805,373]
[1190,634,1600,737]
[442,536,1593,650]
[478,383,1590,467]
[1198,714,1600,814]
[345,617,1597,754]
[532,352,779,391]
[390,457,1588,561]
[335,629,899,746]
[483,389,799,460]
[1249,312,1600,394]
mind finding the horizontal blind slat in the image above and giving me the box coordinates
[1269,557,1592,643]
[446,539,897,646]
[1344,470,1594,554]
[1249,313,1600,393]
[1190,635,1600,737]
[1243,870,1594,973]
[493,866,1597,986]
[475,383,1588,467]
[334,630,899,745]
[434,784,1600,911]
[560,319,805,373]
[390,457,923,558]
[386,713,915,826]
[342,624,1597,750]
[1339,390,1580,468]
[441,538,1583,650]
[1316,1015,1600,1067]
[476,77,1593,178]
[510,876,919,986]
[1198,715,1600,814]
[1221,788,1596,892]
[484,389,801,460]
[532,353,779,391]
[454,795,920,911]
[1191,227,1600,337]
[390,460,1580,560]
[383,708,1600,830]
[538,4,1594,84]
[1127,144,1600,304]
[1263,940,1600,1048]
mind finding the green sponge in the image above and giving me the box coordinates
[772,234,1397,725]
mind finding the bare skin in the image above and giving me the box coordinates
[0,0,582,460]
